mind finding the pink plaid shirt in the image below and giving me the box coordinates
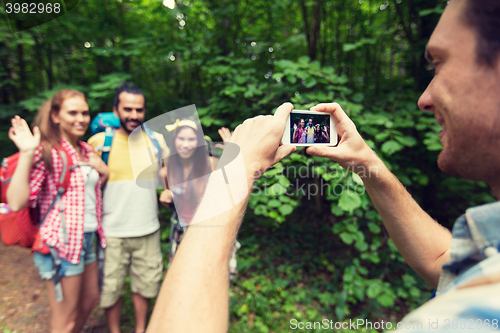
[29,138,106,264]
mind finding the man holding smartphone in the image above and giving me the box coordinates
[147,0,500,331]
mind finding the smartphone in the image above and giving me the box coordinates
[282,110,337,146]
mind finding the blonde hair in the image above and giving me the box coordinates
[33,89,86,172]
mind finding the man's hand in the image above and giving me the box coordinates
[305,103,380,177]
[303,103,451,287]
[230,102,296,179]
[9,116,40,154]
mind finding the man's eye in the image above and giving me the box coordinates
[124,108,132,111]
[69,111,77,115]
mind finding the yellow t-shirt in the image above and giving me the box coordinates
[88,130,169,238]
[307,125,315,136]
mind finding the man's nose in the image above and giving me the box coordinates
[418,79,435,112]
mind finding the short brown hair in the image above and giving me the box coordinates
[463,0,500,66]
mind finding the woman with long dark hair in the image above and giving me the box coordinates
[7,89,108,333]
[164,119,212,222]
[159,120,239,277]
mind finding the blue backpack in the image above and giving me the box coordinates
[90,113,121,136]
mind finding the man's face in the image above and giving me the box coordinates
[114,92,146,133]
[418,0,500,183]
[308,119,313,126]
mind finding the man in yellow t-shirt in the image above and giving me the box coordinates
[88,84,169,333]
[306,118,315,143]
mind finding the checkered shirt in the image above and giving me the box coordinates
[396,201,500,332]
[29,138,106,264]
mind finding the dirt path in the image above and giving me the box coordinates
[0,242,106,333]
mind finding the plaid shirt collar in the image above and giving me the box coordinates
[437,201,500,295]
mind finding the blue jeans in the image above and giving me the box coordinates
[34,232,97,279]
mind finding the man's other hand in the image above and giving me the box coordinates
[306,103,380,178]
[230,102,296,179]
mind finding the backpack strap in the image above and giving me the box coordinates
[38,148,77,243]
[50,246,64,302]
[141,123,163,166]
[40,146,77,303]
[101,127,115,165]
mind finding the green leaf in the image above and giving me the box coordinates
[338,191,362,213]
[352,173,363,186]
[366,282,382,298]
[278,204,294,216]
[375,131,390,141]
[286,75,297,84]
[304,78,317,88]
[254,205,268,215]
[377,292,396,307]
[267,200,281,208]
[278,176,290,187]
[339,232,354,245]
[367,222,381,234]
[353,287,365,301]
[351,92,364,103]
[332,222,344,234]
[331,205,344,216]
[342,43,357,52]
[395,135,417,147]
[335,306,345,321]
[355,241,368,252]
[268,183,286,196]
[381,140,404,155]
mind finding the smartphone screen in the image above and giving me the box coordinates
[290,112,331,144]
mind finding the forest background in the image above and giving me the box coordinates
[0,0,495,332]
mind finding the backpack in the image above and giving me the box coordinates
[0,146,76,253]
[90,112,121,136]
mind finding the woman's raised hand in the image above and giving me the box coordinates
[8,116,41,153]
[215,127,233,149]
[218,127,233,143]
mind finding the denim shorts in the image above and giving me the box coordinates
[34,232,97,280]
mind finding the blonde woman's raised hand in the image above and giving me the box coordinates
[8,116,40,153]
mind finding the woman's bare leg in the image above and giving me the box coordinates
[73,262,100,333]
[45,274,83,333]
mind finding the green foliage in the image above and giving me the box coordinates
[0,0,495,330]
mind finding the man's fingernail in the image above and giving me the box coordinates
[310,148,316,154]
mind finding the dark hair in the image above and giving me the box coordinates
[113,83,147,109]
[463,0,500,66]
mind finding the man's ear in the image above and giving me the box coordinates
[113,107,119,118]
